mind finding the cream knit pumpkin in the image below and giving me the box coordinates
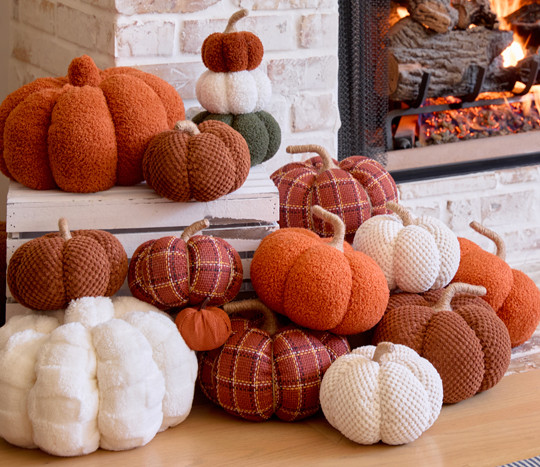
[320,342,443,445]
[352,202,460,293]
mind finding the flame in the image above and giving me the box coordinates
[502,41,525,67]
[397,7,408,19]
[490,0,522,24]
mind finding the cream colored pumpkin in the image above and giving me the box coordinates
[0,296,197,457]
[320,342,443,445]
[352,202,460,293]
[196,68,271,114]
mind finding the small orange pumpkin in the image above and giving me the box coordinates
[250,205,389,334]
[7,218,128,311]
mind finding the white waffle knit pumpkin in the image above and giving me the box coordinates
[320,342,443,445]
[0,296,197,457]
[352,201,460,293]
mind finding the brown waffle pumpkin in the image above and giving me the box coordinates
[7,219,128,311]
[143,120,250,202]
[373,283,512,404]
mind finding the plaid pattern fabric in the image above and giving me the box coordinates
[271,156,398,242]
[198,316,350,422]
[128,234,243,310]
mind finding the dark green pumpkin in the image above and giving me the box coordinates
[192,111,281,166]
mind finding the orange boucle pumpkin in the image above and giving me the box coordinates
[143,120,250,202]
[0,55,185,193]
[452,222,540,347]
[250,206,389,335]
[201,9,264,73]
[7,218,128,311]
[373,283,511,404]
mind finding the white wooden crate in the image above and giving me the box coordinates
[5,165,279,320]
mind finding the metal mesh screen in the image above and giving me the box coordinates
[337,0,390,165]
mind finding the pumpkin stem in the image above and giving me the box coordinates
[58,218,72,241]
[224,9,249,34]
[199,297,211,310]
[386,201,414,226]
[373,342,395,363]
[181,219,210,242]
[469,221,506,261]
[311,205,345,252]
[432,282,487,312]
[175,120,201,135]
[223,299,279,336]
[286,145,339,172]
[67,55,102,87]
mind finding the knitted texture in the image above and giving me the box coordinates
[198,313,350,422]
[7,228,128,311]
[353,206,460,293]
[202,31,263,73]
[192,110,281,166]
[373,288,512,404]
[0,55,185,193]
[128,234,243,310]
[250,227,389,335]
[143,120,250,202]
[320,343,443,445]
[271,155,399,243]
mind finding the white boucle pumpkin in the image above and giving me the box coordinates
[196,68,271,114]
[320,342,443,445]
[352,202,460,293]
[0,296,198,457]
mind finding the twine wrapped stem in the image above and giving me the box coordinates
[223,299,279,336]
[311,205,346,252]
[469,221,506,261]
[432,283,487,312]
[286,144,338,172]
[224,9,249,33]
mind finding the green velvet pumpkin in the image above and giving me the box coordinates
[192,110,281,166]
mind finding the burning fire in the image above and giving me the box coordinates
[490,0,528,67]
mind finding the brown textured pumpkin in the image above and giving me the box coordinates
[201,9,264,73]
[198,299,350,422]
[373,283,512,404]
[128,219,243,311]
[0,55,185,193]
[7,218,128,311]
[143,120,251,202]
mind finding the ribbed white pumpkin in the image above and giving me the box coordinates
[196,68,271,114]
[0,296,197,457]
[352,202,460,293]
[320,342,443,445]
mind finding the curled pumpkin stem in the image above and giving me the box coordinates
[223,298,279,336]
[174,120,201,135]
[224,9,249,33]
[469,221,506,261]
[181,219,210,242]
[432,282,487,313]
[373,342,395,363]
[58,218,72,241]
[311,205,345,252]
[386,201,414,226]
[286,144,338,171]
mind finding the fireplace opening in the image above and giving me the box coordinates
[337,0,540,182]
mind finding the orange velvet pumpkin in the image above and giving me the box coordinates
[452,222,540,347]
[143,120,251,202]
[250,205,389,335]
[175,298,232,351]
[0,55,185,193]
[201,9,264,73]
[7,218,128,311]
[373,283,512,404]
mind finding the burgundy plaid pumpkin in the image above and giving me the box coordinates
[198,299,350,422]
[128,219,243,310]
[271,144,399,242]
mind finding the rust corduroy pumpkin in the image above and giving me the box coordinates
[250,205,389,335]
[7,218,128,311]
[201,9,264,73]
[128,219,243,311]
[0,55,185,193]
[271,145,399,242]
[373,283,512,404]
[143,120,250,202]
[198,299,350,422]
[452,221,540,347]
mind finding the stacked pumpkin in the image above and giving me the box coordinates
[192,9,281,167]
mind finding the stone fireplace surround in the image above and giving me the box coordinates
[6,0,540,282]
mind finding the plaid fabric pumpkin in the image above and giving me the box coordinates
[198,310,350,422]
[271,145,399,243]
[128,220,243,310]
